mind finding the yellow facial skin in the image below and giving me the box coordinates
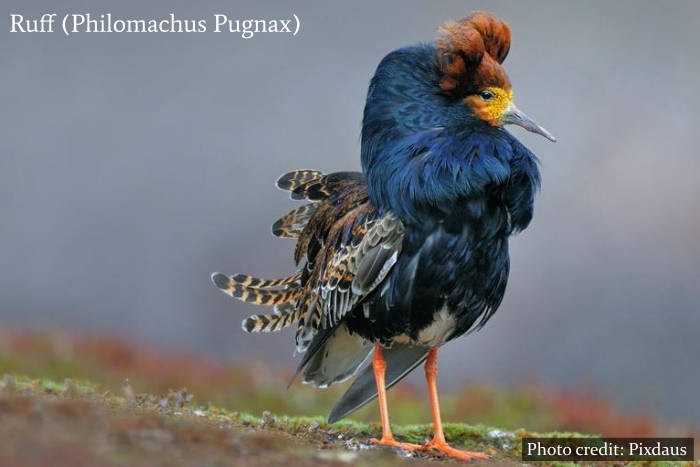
[463,87,513,127]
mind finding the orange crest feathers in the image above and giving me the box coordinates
[437,11,512,97]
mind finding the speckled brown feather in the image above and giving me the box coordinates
[214,275,302,306]
[276,170,324,192]
[213,170,403,352]
[297,206,403,350]
[294,180,369,265]
[272,204,317,239]
[292,195,371,344]
[243,304,304,333]
[231,271,302,288]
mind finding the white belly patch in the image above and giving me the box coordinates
[394,307,457,347]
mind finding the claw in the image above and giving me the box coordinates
[418,438,489,461]
[370,436,421,452]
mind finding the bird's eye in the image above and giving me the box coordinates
[479,90,495,101]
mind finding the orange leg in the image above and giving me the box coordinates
[418,347,488,461]
[370,344,421,452]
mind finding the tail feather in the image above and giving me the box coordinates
[291,181,332,201]
[276,170,324,192]
[327,343,429,423]
[231,271,302,288]
[213,272,306,334]
[272,204,317,239]
[242,304,303,333]
[211,273,301,305]
[300,323,373,388]
[289,171,364,202]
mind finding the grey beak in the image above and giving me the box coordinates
[502,103,556,142]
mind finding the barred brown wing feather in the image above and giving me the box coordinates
[230,271,302,288]
[211,273,301,305]
[242,304,303,333]
[295,211,404,352]
[288,171,365,203]
[276,170,324,191]
[272,204,317,239]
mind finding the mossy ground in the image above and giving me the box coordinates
[0,374,567,466]
[0,332,666,434]
[4,374,694,466]
[0,333,696,466]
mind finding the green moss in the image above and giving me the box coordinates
[2,373,609,464]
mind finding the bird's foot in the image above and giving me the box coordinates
[370,435,421,452]
[418,438,489,461]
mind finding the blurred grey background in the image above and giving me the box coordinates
[2,0,699,427]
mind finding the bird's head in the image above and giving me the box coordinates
[436,11,555,141]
